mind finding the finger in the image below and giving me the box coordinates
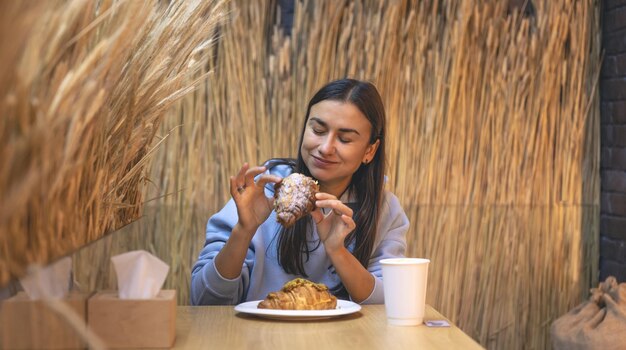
[315,199,353,217]
[256,175,282,189]
[235,163,249,187]
[315,192,338,200]
[229,176,239,198]
[340,214,356,230]
[310,209,324,224]
[244,166,267,186]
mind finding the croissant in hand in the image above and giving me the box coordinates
[273,173,319,228]
[258,278,337,310]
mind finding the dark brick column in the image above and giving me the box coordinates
[600,0,626,282]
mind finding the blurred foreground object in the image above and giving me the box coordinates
[0,0,227,286]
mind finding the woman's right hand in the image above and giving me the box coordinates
[230,163,282,235]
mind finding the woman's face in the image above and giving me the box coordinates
[300,100,379,193]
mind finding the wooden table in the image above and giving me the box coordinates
[172,305,484,349]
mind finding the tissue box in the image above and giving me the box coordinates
[0,291,89,350]
[88,290,176,348]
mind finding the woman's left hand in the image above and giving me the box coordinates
[311,192,356,254]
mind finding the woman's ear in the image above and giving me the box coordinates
[363,139,380,164]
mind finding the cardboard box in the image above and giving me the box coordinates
[87,290,176,348]
[0,291,89,350]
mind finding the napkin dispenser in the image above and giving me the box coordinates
[87,251,176,348]
[88,290,176,348]
[1,291,90,350]
[0,257,89,350]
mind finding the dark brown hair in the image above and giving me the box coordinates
[271,78,386,276]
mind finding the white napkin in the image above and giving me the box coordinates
[111,250,169,299]
[20,257,72,299]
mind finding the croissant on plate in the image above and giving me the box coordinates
[273,173,319,228]
[257,278,337,310]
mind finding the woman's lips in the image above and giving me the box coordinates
[311,155,338,168]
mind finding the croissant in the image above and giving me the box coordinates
[273,173,319,228]
[257,278,337,310]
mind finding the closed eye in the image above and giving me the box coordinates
[338,136,352,143]
[308,117,356,143]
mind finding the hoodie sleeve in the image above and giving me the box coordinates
[189,163,292,305]
[359,191,409,304]
[190,198,254,305]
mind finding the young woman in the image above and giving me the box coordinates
[191,79,409,305]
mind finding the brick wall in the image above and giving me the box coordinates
[600,0,626,282]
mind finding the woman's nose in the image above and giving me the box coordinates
[318,136,335,155]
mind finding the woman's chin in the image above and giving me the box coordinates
[308,168,330,181]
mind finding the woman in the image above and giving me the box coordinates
[191,78,409,305]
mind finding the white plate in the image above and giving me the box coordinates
[234,299,361,321]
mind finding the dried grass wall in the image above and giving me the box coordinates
[2,0,600,349]
[142,1,598,348]
[98,1,598,348]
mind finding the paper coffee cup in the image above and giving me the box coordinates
[381,258,430,326]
